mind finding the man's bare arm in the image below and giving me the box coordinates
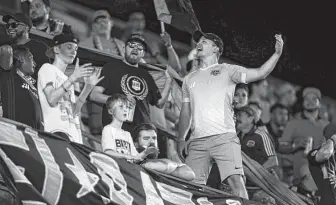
[156,72,173,109]
[262,156,279,171]
[245,34,284,83]
[89,86,109,104]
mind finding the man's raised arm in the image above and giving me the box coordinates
[244,34,284,83]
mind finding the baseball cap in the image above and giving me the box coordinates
[91,10,111,23]
[126,34,148,51]
[193,30,224,55]
[236,106,257,120]
[45,33,79,58]
[323,123,336,140]
[302,87,321,100]
[2,13,33,29]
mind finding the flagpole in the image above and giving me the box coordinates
[160,21,165,33]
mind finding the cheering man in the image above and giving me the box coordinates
[176,31,283,199]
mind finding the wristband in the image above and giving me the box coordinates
[167,45,173,49]
[61,84,68,92]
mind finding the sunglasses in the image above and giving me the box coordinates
[127,42,144,51]
[6,22,25,29]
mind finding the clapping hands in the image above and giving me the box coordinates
[71,58,94,82]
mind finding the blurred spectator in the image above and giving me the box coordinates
[308,123,336,205]
[90,34,173,134]
[80,10,125,57]
[278,87,329,197]
[234,83,249,109]
[266,103,291,183]
[0,46,43,129]
[28,0,71,35]
[276,83,297,107]
[38,33,101,144]
[101,94,157,162]
[121,12,146,42]
[266,103,289,150]
[81,10,125,137]
[1,12,50,80]
[249,79,271,123]
[133,123,195,181]
[236,106,278,171]
[275,83,297,116]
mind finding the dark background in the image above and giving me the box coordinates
[69,0,335,97]
[1,0,334,97]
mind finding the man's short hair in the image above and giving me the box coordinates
[105,93,128,116]
[270,103,288,113]
[133,123,157,142]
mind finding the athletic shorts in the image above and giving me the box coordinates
[185,133,244,184]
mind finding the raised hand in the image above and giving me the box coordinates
[274,34,284,55]
[160,32,172,47]
[71,58,94,82]
[0,45,13,70]
[84,67,104,86]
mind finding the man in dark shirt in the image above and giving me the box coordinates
[308,123,336,205]
[0,46,43,129]
[1,12,50,80]
[236,106,278,171]
[90,34,173,133]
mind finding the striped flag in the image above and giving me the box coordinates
[153,0,201,33]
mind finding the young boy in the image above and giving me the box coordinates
[102,94,157,162]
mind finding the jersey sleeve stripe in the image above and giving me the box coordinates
[256,130,275,156]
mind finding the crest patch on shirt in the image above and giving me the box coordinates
[246,140,255,147]
[210,70,221,76]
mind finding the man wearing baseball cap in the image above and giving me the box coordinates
[1,12,49,78]
[308,123,336,205]
[90,33,173,134]
[81,10,125,57]
[278,87,329,197]
[174,29,283,198]
[236,106,278,172]
[38,32,103,144]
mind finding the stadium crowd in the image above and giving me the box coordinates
[0,0,336,204]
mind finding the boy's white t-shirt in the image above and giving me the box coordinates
[37,63,82,144]
[102,124,139,156]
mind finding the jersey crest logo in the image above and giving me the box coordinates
[121,74,148,100]
[210,70,221,76]
[246,140,255,147]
